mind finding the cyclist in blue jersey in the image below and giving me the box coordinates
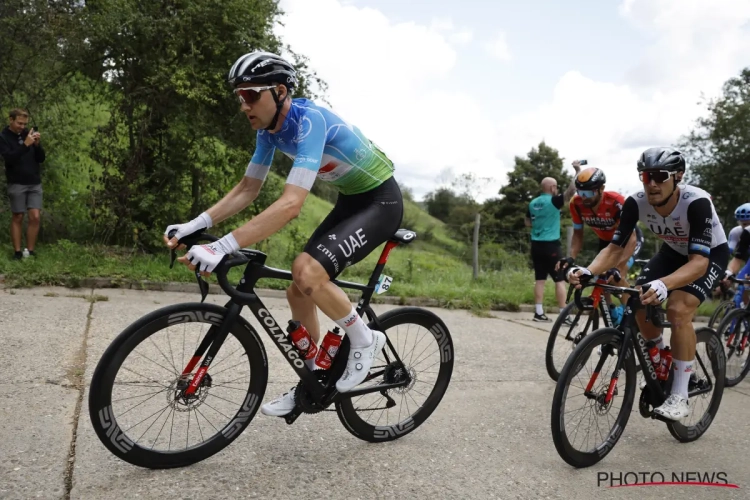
[725,203,750,299]
[164,52,402,417]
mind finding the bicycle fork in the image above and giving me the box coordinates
[178,303,243,396]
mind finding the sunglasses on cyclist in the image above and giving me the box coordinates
[577,189,598,198]
[639,170,674,184]
[233,85,277,104]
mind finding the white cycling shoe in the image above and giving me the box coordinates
[653,394,690,421]
[260,387,296,417]
[336,330,386,393]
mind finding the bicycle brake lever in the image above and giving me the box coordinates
[195,270,209,303]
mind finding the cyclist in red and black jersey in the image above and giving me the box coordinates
[557,165,644,324]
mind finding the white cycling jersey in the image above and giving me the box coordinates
[614,185,727,257]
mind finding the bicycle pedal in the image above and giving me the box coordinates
[283,408,303,425]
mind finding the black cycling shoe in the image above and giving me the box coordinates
[533,313,551,322]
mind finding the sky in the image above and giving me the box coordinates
[274,0,750,201]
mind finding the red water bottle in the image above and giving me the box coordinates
[646,341,661,378]
[661,347,673,381]
[314,327,342,370]
[287,320,318,370]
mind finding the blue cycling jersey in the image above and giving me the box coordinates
[245,98,395,195]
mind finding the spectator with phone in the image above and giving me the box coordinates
[0,108,45,259]
[524,160,581,321]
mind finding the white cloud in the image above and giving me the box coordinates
[484,32,512,62]
[495,0,750,198]
[276,0,499,200]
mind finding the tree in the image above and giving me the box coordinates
[482,141,573,247]
[680,67,750,223]
[76,0,324,248]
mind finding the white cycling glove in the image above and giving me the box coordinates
[165,212,213,245]
[724,269,734,281]
[644,279,668,303]
[567,266,592,282]
[185,233,241,273]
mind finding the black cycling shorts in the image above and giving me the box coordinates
[530,240,564,282]
[635,243,729,303]
[304,176,404,279]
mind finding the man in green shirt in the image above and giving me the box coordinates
[525,166,578,321]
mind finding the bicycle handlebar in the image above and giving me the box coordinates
[729,275,750,286]
[168,229,256,302]
[571,275,667,328]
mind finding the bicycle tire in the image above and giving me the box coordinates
[715,309,750,387]
[336,307,454,443]
[551,328,636,468]
[88,303,268,469]
[545,301,599,381]
[666,327,725,442]
[708,300,735,329]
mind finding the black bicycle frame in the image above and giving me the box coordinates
[177,237,409,405]
[575,283,714,415]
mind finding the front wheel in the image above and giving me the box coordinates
[88,303,269,469]
[336,307,454,442]
[551,328,636,468]
[666,327,726,442]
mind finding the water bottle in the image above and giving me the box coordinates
[646,341,661,378]
[314,327,343,370]
[287,320,318,370]
[660,347,673,381]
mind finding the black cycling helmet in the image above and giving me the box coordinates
[228,51,298,131]
[637,147,686,172]
[575,167,606,190]
[228,51,298,90]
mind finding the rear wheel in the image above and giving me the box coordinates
[666,327,726,442]
[336,307,454,442]
[708,300,735,329]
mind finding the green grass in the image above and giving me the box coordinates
[0,178,723,317]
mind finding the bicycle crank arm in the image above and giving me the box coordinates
[327,380,408,403]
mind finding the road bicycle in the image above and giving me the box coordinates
[551,277,726,468]
[545,259,649,381]
[714,274,750,386]
[709,274,748,328]
[88,228,454,469]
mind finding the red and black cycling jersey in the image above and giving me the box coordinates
[569,191,624,241]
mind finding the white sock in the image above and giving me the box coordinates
[335,307,373,348]
[535,304,544,315]
[672,358,694,400]
[653,334,666,350]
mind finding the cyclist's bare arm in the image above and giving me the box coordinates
[563,177,577,204]
[229,184,308,247]
[204,177,264,225]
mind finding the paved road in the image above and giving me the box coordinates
[1,286,748,499]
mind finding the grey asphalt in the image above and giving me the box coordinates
[1,286,748,500]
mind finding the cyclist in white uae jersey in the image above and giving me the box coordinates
[164,52,403,417]
[568,147,729,421]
